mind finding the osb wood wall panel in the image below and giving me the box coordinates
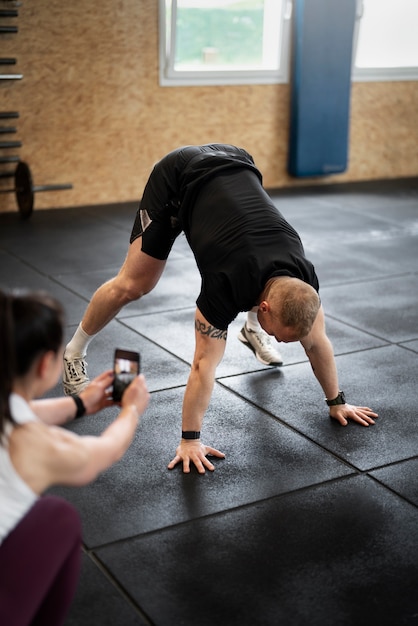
[0,0,417,214]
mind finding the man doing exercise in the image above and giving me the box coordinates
[63,144,377,473]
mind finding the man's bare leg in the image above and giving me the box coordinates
[63,237,166,394]
[82,239,166,335]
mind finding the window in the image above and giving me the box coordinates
[159,0,418,86]
[352,0,418,81]
[159,0,293,86]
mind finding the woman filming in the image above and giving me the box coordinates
[0,289,149,626]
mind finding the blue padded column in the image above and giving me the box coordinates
[288,0,357,177]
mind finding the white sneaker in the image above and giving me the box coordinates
[63,355,90,395]
[238,325,283,366]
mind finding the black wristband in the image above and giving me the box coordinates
[326,391,346,406]
[72,394,86,418]
[182,431,201,440]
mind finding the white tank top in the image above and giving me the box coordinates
[0,393,39,544]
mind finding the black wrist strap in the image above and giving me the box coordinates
[72,394,86,418]
[326,390,346,406]
[182,431,201,440]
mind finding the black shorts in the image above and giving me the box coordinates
[129,201,182,261]
[129,143,259,261]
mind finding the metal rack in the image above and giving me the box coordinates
[0,2,72,218]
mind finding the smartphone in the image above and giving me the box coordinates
[112,348,141,402]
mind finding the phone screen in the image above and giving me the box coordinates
[112,349,140,402]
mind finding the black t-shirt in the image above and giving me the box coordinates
[189,169,318,329]
[140,144,319,330]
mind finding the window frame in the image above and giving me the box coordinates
[158,0,294,87]
[351,0,418,82]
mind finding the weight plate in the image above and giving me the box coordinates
[15,161,34,219]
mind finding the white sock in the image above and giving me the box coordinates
[246,308,262,332]
[65,323,95,358]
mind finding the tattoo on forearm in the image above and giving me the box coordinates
[195,319,227,341]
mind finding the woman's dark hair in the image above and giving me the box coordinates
[0,289,65,435]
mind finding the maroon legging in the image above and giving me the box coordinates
[0,495,82,626]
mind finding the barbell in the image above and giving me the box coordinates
[0,161,73,218]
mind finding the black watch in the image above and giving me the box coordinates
[182,431,201,440]
[326,391,346,406]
